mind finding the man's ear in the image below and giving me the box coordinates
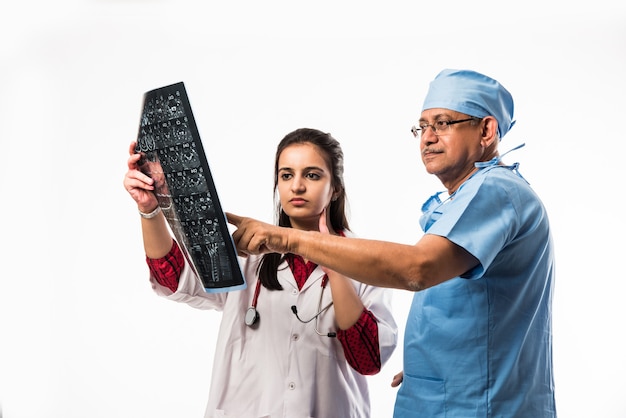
[481,116,499,147]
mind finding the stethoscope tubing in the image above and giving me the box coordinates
[246,274,336,337]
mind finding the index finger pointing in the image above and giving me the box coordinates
[226,212,242,227]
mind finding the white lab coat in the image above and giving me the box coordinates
[150,241,398,418]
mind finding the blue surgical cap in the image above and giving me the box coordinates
[422,69,516,139]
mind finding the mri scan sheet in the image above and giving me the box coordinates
[134,82,246,293]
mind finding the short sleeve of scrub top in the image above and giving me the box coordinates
[423,167,522,280]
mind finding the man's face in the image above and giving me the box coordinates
[418,108,484,184]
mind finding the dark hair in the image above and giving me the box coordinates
[257,128,350,290]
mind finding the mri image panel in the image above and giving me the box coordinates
[134,82,246,292]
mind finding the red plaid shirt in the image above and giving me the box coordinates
[148,239,381,375]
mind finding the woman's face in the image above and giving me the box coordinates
[277,143,335,231]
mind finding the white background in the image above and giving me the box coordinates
[1,1,625,417]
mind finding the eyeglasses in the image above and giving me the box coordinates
[411,118,478,139]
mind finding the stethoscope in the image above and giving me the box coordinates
[245,274,336,338]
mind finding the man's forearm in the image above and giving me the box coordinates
[290,229,417,291]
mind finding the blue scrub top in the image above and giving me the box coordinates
[394,161,556,417]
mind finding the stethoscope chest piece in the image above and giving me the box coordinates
[245,307,259,327]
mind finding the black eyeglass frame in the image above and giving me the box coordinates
[411,117,479,138]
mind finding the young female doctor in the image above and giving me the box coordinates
[123,128,397,418]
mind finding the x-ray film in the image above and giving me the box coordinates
[134,82,246,293]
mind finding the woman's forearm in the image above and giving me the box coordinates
[141,211,174,259]
[326,271,364,330]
